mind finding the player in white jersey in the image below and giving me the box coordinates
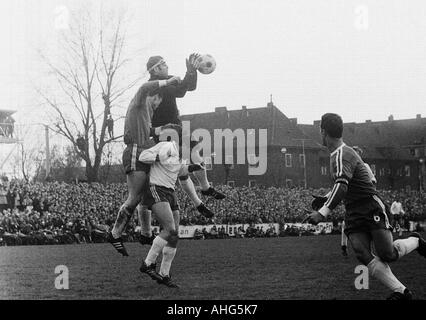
[390,200,405,236]
[138,134,204,288]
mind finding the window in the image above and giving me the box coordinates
[285,154,292,167]
[321,166,327,175]
[396,168,402,176]
[414,148,420,157]
[249,180,256,188]
[204,157,212,170]
[404,165,410,177]
[227,181,235,187]
[379,168,385,177]
[299,154,305,168]
[386,168,391,175]
[285,179,293,188]
[370,164,376,176]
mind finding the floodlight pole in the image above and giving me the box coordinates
[293,138,309,189]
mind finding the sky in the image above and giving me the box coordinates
[1,0,426,134]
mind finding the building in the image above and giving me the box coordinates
[299,114,426,191]
[47,104,426,192]
[180,102,325,188]
[181,104,425,190]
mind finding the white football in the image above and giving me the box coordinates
[196,54,216,74]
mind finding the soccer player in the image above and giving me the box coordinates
[341,220,348,257]
[305,113,426,300]
[391,199,405,236]
[107,76,182,256]
[138,54,225,244]
[138,131,203,288]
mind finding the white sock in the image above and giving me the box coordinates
[159,246,177,277]
[145,236,168,265]
[193,169,210,191]
[393,237,419,259]
[341,231,348,247]
[179,178,202,207]
[138,205,152,237]
[367,257,406,293]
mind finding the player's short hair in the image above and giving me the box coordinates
[320,113,343,138]
[147,56,164,74]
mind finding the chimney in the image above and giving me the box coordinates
[215,106,227,113]
[241,105,249,117]
[313,120,321,127]
[388,115,394,121]
[366,120,371,123]
[416,114,421,120]
[289,118,297,124]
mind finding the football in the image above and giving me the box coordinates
[196,54,216,74]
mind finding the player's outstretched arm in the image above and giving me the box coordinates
[172,53,201,97]
[140,77,179,95]
[137,77,182,109]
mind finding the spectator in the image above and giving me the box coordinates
[106,114,114,138]
[0,180,425,245]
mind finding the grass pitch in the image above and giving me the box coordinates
[1,234,425,300]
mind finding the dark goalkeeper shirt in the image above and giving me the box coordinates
[149,71,197,128]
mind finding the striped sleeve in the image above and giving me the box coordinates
[333,148,353,185]
[319,148,354,216]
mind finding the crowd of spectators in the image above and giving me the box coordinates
[0,178,425,246]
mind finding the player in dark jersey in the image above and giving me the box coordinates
[137,55,225,244]
[305,113,426,300]
[108,77,182,256]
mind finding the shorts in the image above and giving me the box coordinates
[143,185,180,211]
[344,195,393,236]
[122,144,151,175]
[393,214,401,224]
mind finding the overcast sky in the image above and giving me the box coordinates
[1,0,426,127]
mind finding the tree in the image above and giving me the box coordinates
[38,7,141,182]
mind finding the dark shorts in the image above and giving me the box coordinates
[122,144,151,175]
[143,185,180,211]
[344,195,393,236]
[392,214,401,225]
